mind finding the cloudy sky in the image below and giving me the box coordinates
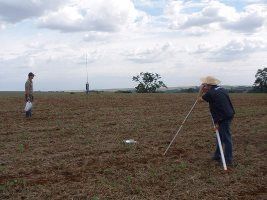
[0,0,267,91]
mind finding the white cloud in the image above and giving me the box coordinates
[0,0,267,90]
[193,43,214,54]
[222,4,267,33]
[133,0,155,7]
[243,0,267,3]
[124,42,174,63]
[183,27,211,36]
[188,35,267,64]
[165,0,267,34]
[133,0,166,9]
[0,21,5,29]
[165,1,237,29]
[83,32,112,42]
[205,39,267,62]
[39,0,149,32]
[0,0,66,23]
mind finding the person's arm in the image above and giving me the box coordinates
[198,85,212,103]
[197,84,205,102]
[25,82,30,101]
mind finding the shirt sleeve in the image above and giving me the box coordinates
[202,91,212,102]
[25,81,30,92]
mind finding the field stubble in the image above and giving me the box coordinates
[0,93,266,200]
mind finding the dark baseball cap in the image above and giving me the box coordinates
[28,72,35,77]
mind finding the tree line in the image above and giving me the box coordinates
[131,67,267,93]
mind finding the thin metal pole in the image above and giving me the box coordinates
[164,99,198,155]
[210,116,227,171]
[86,53,88,83]
[85,53,89,94]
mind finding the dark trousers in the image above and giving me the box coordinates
[26,109,32,117]
[214,118,233,163]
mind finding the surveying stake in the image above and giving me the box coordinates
[210,116,228,171]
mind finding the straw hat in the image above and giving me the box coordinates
[200,76,221,85]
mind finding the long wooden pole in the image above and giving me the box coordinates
[164,99,198,155]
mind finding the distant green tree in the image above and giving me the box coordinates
[132,72,167,93]
[253,67,267,92]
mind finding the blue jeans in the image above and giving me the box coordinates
[214,118,233,163]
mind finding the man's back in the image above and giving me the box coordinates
[25,79,33,95]
[203,86,235,123]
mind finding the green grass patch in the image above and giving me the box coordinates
[172,161,187,172]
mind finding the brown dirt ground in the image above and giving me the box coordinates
[0,92,266,200]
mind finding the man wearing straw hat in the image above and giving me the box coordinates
[198,76,235,166]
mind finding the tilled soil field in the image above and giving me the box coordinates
[0,92,266,200]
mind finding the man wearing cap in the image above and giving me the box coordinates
[198,76,235,165]
[25,72,34,117]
